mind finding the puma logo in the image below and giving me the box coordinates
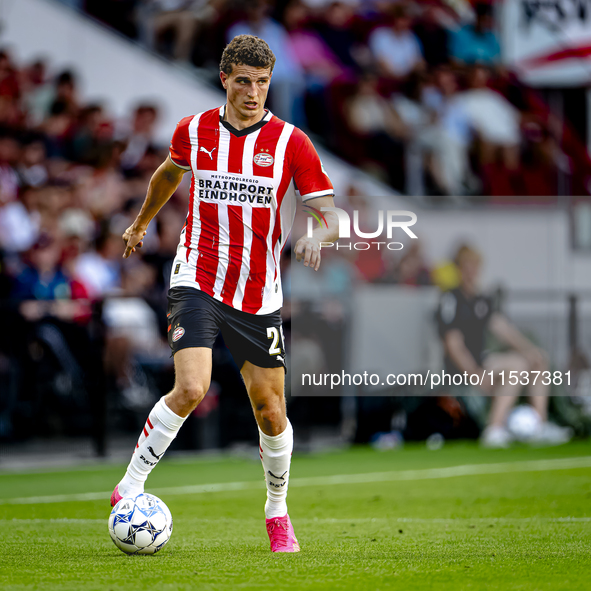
[147,446,164,460]
[268,470,288,481]
[199,146,217,160]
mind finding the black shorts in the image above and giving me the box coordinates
[167,286,286,371]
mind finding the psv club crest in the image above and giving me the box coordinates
[172,327,185,342]
[254,151,274,167]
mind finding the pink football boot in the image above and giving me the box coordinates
[110,484,123,507]
[266,514,300,553]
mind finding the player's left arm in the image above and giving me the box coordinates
[294,195,339,271]
[489,312,548,369]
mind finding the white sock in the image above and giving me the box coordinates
[259,419,293,519]
[119,396,186,496]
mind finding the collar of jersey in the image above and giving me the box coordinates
[219,105,272,137]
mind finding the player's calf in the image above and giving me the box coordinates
[112,396,187,505]
[259,419,293,520]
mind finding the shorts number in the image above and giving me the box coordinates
[267,326,283,356]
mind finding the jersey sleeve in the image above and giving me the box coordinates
[288,128,334,201]
[169,116,192,170]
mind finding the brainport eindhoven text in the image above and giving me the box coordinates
[196,178,273,205]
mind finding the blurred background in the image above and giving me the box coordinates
[1,0,591,465]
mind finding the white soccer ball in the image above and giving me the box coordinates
[108,493,173,555]
[507,404,542,442]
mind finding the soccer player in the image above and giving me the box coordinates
[111,35,339,553]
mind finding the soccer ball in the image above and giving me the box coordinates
[108,493,173,555]
[507,404,541,442]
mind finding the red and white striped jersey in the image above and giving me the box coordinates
[168,106,334,314]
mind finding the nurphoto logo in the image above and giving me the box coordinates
[304,204,418,251]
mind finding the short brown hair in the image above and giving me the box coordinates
[220,35,276,74]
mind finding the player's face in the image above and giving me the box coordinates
[221,65,272,122]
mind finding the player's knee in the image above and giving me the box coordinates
[174,382,208,409]
[255,400,285,431]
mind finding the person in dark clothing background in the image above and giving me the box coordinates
[437,245,572,448]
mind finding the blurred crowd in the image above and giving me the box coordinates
[0,48,193,439]
[76,0,591,199]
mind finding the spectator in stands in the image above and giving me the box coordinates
[70,104,107,164]
[457,65,521,193]
[42,100,74,161]
[39,181,75,234]
[12,234,88,306]
[18,136,49,188]
[516,121,561,198]
[391,72,450,196]
[74,226,122,298]
[52,70,79,116]
[423,66,474,196]
[450,2,500,65]
[77,140,126,219]
[0,51,21,128]
[0,130,21,204]
[344,73,405,189]
[316,2,365,71]
[283,0,347,133]
[58,207,96,281]
[118,104,160,174]
[284,1,346,84]
[21,60,48,126]
[437,245,572,448]
[413,4,450,68]
[139,0,219,64]
[0,185,41,254]
[227,0,304,124]
[23,67,78,129]
[368,4,425,82]
[0,50,20,101]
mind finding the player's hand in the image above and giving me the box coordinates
[294,236,322,271]
[122,224,147,258]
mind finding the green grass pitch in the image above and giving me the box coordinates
[1,441,591,590]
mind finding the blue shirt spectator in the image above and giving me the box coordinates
[450,5,500,65]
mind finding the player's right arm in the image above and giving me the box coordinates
[122,156,187,258]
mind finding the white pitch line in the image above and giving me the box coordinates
[1,456,590,506]
[2,516,591,524]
